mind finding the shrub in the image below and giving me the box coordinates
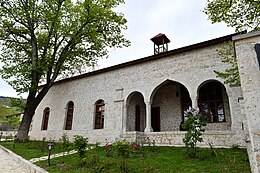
[112,140,133,172]
[73,135,88,158]
[60,133,70,153]
[182,107,206,158]
[113,140,131,159]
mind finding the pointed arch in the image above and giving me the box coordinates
[197,80,230,123]
[150,80,191,131]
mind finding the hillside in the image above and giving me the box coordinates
[0,96,12,106]
[0,96,25,130]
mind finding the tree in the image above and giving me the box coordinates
[204,0,260,32]
[203,0,260,85]
[0,103,11,116]
[0,0,130,141]
[10,97,26,113]
[214,41,240,85]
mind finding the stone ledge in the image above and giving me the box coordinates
[233,31,260,41]
[122,130,234,135]
[0,145,48,173]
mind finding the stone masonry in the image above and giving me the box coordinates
[234,31,260,173]
[29,34,245,149]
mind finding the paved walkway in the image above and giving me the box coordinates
[29,146,93,163]
[0,145,92,173]
[29,150,78,163]
[0,148,31,173]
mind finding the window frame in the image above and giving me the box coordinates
[94,100,105,129]
[41,107,50,130]
[65,101,74,130]
[198,82,226,123]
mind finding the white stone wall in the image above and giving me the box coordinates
[152,83,182,131]
[121,131,236,148]
[29,38,244,149]
[234,31,260,173]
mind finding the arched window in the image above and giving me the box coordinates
[198,81,226,123]
[41,107,50,130]
[94,100,105,129]
[65,101,74,130]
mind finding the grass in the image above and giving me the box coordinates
[35,146,250,173]
[0,140,251,172]
[0,140,75,160]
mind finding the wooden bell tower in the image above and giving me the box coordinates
[151,33,170,54]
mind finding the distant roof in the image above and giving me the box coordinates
[151,33,170,46]
[49,32,239,86]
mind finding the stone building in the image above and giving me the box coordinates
[29,31,260,172]
[233,31,260,173]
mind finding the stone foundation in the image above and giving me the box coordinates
[120,131,240,148]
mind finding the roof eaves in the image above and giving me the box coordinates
[46,32,239,86]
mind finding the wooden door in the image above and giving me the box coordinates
[151,107,160,132]
[135,105,140,131]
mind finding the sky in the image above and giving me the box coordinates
[0,0,235,98]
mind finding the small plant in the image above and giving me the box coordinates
[60,133,70,153]
[79,154,106,172]
[95,141,100,148]
[105,142,114,157]
[182,107,206,158]
[113,140,131,159]
[79,153,98,167]
[112,140,132,172]
[40,137,46,152]
[74,135,88,159]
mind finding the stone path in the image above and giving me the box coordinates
[0,145,92,173]
[29,146,93,163]
[29,150,78,163]
[0,148,31,173]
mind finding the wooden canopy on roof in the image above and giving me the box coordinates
[151,33,170,54]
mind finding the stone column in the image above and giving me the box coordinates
[191,96,198,108]
[144,102,153,132]
[122,103,128,132]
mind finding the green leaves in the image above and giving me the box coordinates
[204,0,260,32]
[182,107,206,158]
[74,135,89,158]
[0,0,130,94]
[214,41,240,86]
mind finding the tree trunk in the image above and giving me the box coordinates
[15,85,52,142]
[15,107,34,142]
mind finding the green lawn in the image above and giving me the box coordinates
[35,146,250,173]
[0,141,75,160]
[0,141,251,173]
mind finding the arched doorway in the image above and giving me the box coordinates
[126,92,146,132]
[151,80,191,131]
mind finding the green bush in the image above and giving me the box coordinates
[113,140,132,159]
[182,107,206,158]
[60,133,70,152]
[73,135,88,159]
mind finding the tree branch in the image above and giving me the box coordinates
[40,0,65,64]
